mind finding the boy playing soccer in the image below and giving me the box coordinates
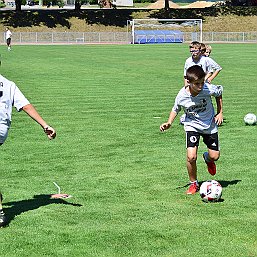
[160,65,223,195]
[184,41,222,86]
[0,74,56,227]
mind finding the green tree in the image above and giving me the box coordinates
[75,0,82,9]
[15,0,22,11]
[164,0,169,9]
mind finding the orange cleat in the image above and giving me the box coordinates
[186,182,199,195]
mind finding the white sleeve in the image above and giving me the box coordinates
[172,94,182,114]
[207,57,222,72]
[184,58,191,77]
[208,84,223,97]
[12,85,30,111]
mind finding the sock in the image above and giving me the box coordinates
[190,180,198,185]
[203,152,211,163]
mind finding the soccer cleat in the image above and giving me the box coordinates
[186,182,199,195]
[203,152,216,176]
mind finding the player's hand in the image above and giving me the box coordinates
[160,123,171,132]
[215,113,223,126]
[44,125,56,140]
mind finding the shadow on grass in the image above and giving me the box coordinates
[176,180,241,203]
[1,5,257,29]
[176,179,242,190]
[3,194,82,227]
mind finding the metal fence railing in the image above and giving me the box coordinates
[1,31,257,44]
[203,32,257,43]
[1,32,132,44]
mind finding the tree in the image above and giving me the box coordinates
[164,0,169,10]
[75,0,82,9]
[15,0,22,11]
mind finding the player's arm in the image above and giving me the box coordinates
[160,110,177,132]
[206,58,222,83]
[22,104,56,139]
[207,69,221,84]
[215,95,223,126]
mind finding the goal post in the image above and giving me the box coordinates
[130,19,203,44]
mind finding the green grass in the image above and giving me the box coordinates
[0,43,256,257]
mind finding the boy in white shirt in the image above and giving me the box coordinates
[160,65,223,195]
[5,28,12,51]
[184,41,222,86]
[0,74,56,227]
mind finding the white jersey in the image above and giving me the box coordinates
[0,74,30,127]
[5,30,12,40]
[184,56,222,76]
[172,83,223,133]
[204,56,222,73]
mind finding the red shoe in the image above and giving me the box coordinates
[203,152,216,176]
[186,182,199,195]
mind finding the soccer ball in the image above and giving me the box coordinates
[200,180,222,202]
[244,113,256,125]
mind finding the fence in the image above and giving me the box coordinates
[0,32,131,44]
[1,31,257,44]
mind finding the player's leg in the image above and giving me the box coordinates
[0,126,9,227]
[185,131,200,194]
[202,132,220,175]
[187,146,198,182]
[6,38,11,51]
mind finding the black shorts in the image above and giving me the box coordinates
[186,131,219,151]
[6,38,11,45]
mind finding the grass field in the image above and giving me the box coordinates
[0,43,256,257]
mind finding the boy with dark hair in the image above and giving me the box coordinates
[160,65,223,195]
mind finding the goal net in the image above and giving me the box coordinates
[130,19,202,44]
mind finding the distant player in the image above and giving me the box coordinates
[184,41,222,86]
[200,43,221,84]
[160,65,223,195]
[0,74,56,227]
[180,41,222,125]
[204,44,212,57]
[5,28,12,51]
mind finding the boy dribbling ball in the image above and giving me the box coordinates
[160,65,223,195]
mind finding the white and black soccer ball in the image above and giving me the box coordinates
[200,180,222,202]
[244,113,256,125]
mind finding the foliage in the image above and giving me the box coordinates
[0,6,256,32]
